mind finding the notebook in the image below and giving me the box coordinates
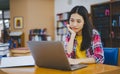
[0,56,35,68]
[27,41,87,71]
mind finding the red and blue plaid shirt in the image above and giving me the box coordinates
[64,29,104,63]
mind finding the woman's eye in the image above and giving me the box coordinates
[77,20,81,23]
[70,19,74,22]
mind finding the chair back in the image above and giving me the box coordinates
[103,48,118,65]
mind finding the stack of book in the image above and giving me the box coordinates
[10,47,31,57]
[0,43,9,57]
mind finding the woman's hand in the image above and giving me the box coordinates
[68,58,96,64]
[68,58,81,65]
[67,24,76,36]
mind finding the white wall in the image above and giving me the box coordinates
[55,0,110,14]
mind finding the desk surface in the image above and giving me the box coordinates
[0,64,120,74]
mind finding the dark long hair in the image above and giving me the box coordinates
[68,6,93,51]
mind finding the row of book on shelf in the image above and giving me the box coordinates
[56,35,66,41]
[56,12,69,21]
[57,28,68,35]
[57,21,68,27]
[8,31,23,49]
[30,35,51,41]
[57,20,68,35]
[112,15,120,27]
[29,28,47,35]
[29,28,51,41]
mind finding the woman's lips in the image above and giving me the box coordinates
[72,27,78,30]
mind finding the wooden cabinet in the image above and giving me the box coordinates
[91,1,120,47]
[56,12,69,41]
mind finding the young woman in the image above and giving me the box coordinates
[64,6,104,64]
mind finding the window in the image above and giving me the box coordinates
[0,10,3,38]
[0,10,10,42]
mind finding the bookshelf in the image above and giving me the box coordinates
[9,31,24,48]
[29,28,47,41]
[56,12,69,41]
[91,1,120,47]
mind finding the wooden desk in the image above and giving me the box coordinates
[0,64,120,74]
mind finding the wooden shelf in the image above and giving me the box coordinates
[91,1,120,47]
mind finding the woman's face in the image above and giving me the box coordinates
[69,13,84,33]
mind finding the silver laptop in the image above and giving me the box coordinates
[27,41,87,71]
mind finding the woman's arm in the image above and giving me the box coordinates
[78,58,96,64]
[65,25,76,54]
[92,29,104,63]
[66,34,75,54]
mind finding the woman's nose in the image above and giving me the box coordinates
[73,22,77,26]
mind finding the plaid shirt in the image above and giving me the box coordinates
[64,29,104,63]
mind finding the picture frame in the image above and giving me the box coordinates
[14,16,23,29]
